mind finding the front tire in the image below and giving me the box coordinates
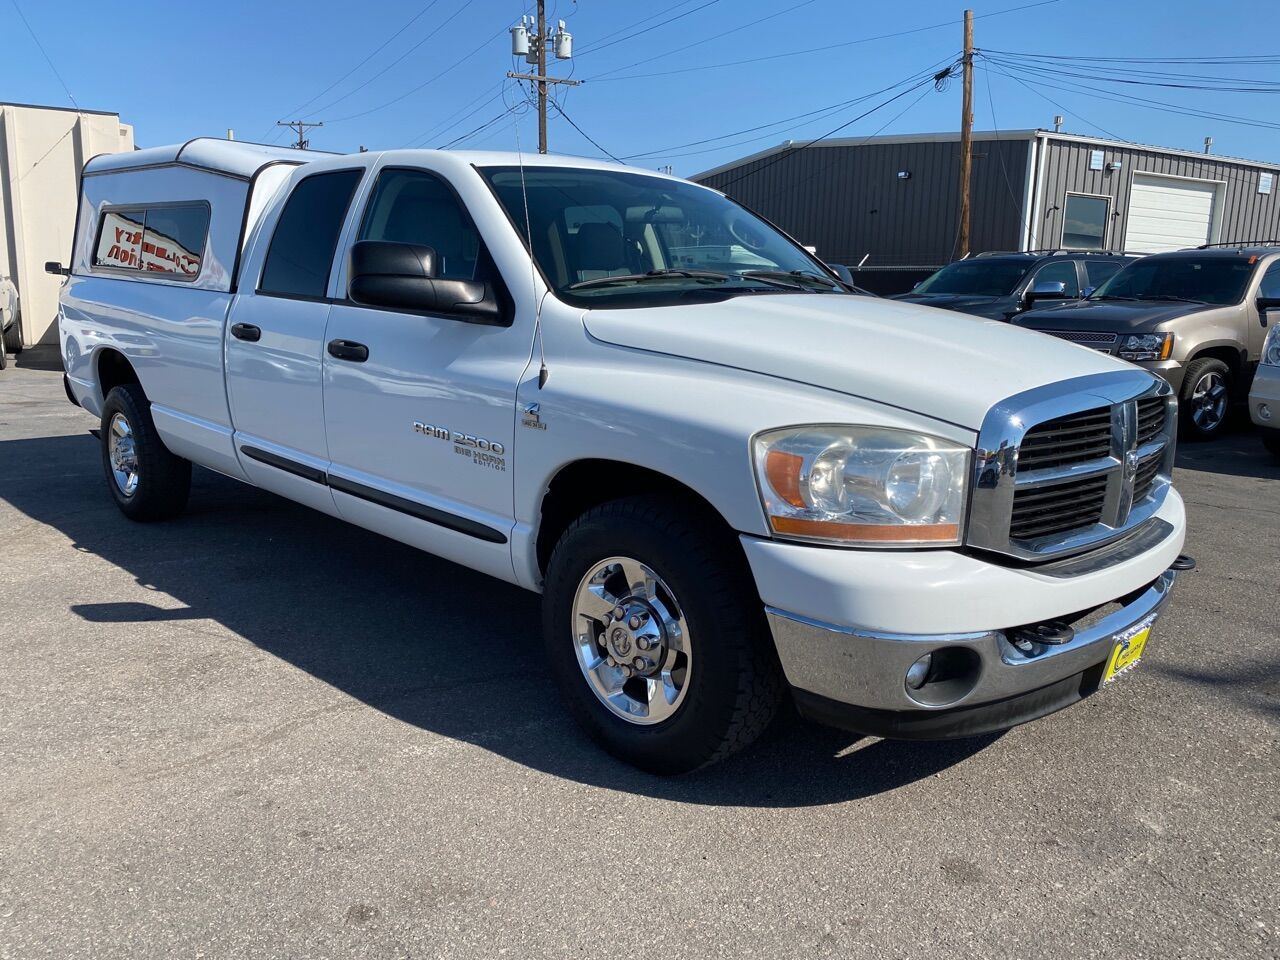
[542,495,783,775]
[1178,358,1232,440]
[100,384,191,521]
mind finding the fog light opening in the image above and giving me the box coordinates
[903,646,982,707]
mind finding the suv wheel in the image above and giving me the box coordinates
[542,495,783,774]
[100,384,192,521]
[2,322,21,356]
[1179,358,1231,440]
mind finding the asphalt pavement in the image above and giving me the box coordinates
[1,348,1276,959]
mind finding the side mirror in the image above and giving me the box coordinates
[348,240,504,325]
[1257,296,1280,326]
[1082,285,1096,299]
[45,261,70,276]
[1026,280,1068,304]
[826,263,855,285]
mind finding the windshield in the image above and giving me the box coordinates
[1092,256,1256,305]
[479,166,843,307]
[913,259,1031,297]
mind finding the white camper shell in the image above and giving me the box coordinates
[73,139,320,292]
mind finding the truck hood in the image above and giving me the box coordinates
[582,293,1130,431]
[1014,298,1220,334]
[890,292,1011,318]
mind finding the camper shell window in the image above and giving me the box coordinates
[92,202,211,280]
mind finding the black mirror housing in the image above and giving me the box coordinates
[45,261,69,276]
[348,240,506,325]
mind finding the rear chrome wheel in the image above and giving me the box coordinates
[108,413,140,498]
[571,556,691,725]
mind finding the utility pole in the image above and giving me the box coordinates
[276,120,322,150]
[957,8,974,259]
[508,2,579,154]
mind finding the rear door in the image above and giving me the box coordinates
[320,164,532,581]
[226,167,365,514]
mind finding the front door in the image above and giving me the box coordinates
[321,165,533,580]
[226,167,365,513]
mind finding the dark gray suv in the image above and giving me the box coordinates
[892,250,1137,321]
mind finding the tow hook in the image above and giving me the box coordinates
[1170,554,1197,571]
[1009,620,1075,653]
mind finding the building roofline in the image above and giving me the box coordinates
[692,128,1278,181]
[0,101,120,118]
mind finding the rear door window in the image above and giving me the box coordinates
[260,169,363,298]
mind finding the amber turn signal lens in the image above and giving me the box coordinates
[765,450,806,508]
[770,516,960,543]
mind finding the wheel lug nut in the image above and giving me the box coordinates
[620,665,633,678]
[636,637,651,650]
[607,656,617,667]
[633,657,650,672]
[628,615,641,629]
[613,606,626,621]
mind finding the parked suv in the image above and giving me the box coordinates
[892,250,1136,320]
[1015,246,1280,440]
[0,274,19,369]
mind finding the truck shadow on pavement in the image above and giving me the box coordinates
[3,432,999,807]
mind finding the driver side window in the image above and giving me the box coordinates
[1032,260,1080,297]
[358,169,483,281]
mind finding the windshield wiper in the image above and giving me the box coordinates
[1089,294,1143,301]
[566,269,730,290]
[739,269,837,290]
[1129,294,1208,304]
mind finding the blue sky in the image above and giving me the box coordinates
[3,0,1276,175]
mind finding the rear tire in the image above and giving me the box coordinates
[100,383,191,521]
[1178,358,1231,441]
[3,322,21,355]
[542,495,783,775]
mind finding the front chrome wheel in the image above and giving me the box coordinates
[1189,370,1228,432]
[571,556,691,725]
[108,413,139,497]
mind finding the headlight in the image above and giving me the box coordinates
[1117,332,1173,362]
[753,426,970,546]
[1262,325,1280,367]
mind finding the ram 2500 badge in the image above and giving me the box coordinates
[54,139,1191,773]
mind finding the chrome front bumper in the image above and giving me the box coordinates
[767,567,1177,720]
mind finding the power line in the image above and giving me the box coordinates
[982,60,1128,141]
[623,58,955,162]
[9,0,82,112]
[584,0,1063,83]
[572,0,725,59]
[439,101,526,150]
[573,0,704,54]
[330,22,512,124]
[982,54,1280,94]
[983,57,1280,131]
[981,64,1034,247]
[409,83,506,147]
[714,63,958,192]
[301,0,473,120]
[262,0,446,139]
[586,0,824,81]
[983,48,1280,65]
[550,100,623,162]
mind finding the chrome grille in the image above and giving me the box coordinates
[1010,474,1108,540]
[1016,406,1113,471]
[968,372,1177,562]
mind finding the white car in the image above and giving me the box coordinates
[0,275,19,369]
[54,140,1189,773]
[1250,323,1280,457]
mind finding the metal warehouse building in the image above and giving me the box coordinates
[694,129,1280,288]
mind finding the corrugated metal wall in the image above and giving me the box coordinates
[1035,138,1280,252]
[696,137,1030,266]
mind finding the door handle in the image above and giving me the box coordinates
[327,339,369,363]
[230,323,261,342]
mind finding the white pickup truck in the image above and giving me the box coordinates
[54,139,1190,773]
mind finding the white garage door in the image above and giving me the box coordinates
[1123,174,1219,253]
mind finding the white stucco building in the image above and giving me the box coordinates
[1,102,134,348]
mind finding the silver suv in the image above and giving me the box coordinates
[1015,245,1280,439]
